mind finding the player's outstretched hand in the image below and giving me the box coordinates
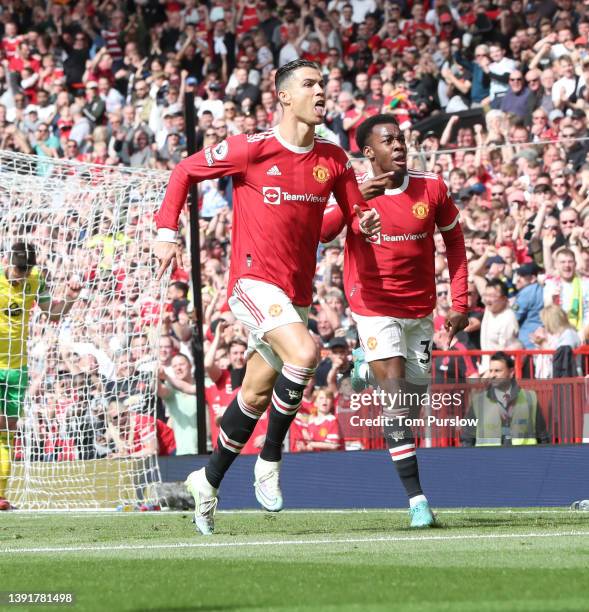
[155,241,182,281]
[359,172,396,201]
[444,309,469,348]
[354,204,381,237]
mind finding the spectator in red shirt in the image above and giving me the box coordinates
[342,91,377,153]
[302,37,328,65]
[303,390,342,452]
[105,398,156,457]
[63,139,86,162]
[347,36,373,74]
[380,20,410,56]
[204,321,247,439]
[1,22,23,60]
[9,42,41,74]
[403,2,437,38]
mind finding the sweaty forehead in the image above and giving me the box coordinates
[372,123,401,138]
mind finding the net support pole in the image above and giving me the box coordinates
[184,91,208,455]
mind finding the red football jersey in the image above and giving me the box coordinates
[241,410,268,455]
[322,170,468,318]
[156,127,363,306]
[205,369,238,446]
[344,108,378,153]
[129,414,156,455]
[307,414,341,449]
[381,36,410,55]
[205,370,268,456]
[1,35,24,59]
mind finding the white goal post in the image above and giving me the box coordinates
[0,150,171,509]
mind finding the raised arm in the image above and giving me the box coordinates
[204,320,226,383]
[38,276,81,322]
[155,135,248,278]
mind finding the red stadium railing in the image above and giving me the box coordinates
[335,347,589,451]
[431,346,589,381]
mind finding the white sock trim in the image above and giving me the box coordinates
[255,456,282,475]
[409,494,427,508]
[195,469,217,496]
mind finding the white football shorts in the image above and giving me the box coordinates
[228,278,309,373]
[352,312,434,380]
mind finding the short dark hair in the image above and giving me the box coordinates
[490,351,514,369]
[472,230,490,241]
[356,114,399,151]
[486,278,508,297]
[10,241,36,271]
[171,281,189,297]
[449,168,466,179]
[275,59,320,94]
[229,338,247,350]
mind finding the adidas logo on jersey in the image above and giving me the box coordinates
[266,165,281,176]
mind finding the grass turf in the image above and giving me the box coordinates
[1,509,588,612]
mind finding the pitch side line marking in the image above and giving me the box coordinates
[2,531,589,554]
[220,509,579,515]
[10,508,580,516]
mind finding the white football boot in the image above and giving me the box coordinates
[254,457,283,512]
[185,468,218,535]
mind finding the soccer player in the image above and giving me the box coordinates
[0,242,81,510]
[154,59,380,535]
[321,114,469,527]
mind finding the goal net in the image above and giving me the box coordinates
[0,151,171,509]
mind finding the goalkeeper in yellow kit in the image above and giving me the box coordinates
[0,242,80,510]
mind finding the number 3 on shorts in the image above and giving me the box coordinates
[419,340,431,365]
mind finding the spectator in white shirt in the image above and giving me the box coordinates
[552,55,580,108]
[480,279,519,373]
[98,76,124,113]
[488,44,516,103]
[197,81,224,119]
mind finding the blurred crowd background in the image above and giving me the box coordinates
[1,0,589,459]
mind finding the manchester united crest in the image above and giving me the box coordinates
[367,337,378,350]
[412,202,429,219]
[269,304,283,317]
[313,165,330,183]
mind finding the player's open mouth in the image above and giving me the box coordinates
[314,100,326,117]
[392,155,407,166]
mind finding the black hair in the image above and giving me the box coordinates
[10,241,36,271]
[171,281,189,297]
[486,278,508,297]
[275,59,320,94]
[356,114,400,151]
[489,351,514,369]
[229,338,248,350]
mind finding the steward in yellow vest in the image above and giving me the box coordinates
[461,351,550,447]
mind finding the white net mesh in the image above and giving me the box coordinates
[0,151,171,509]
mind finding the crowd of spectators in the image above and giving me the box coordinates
[2,0,589,458]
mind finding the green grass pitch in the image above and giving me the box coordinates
[1,509,588,612]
